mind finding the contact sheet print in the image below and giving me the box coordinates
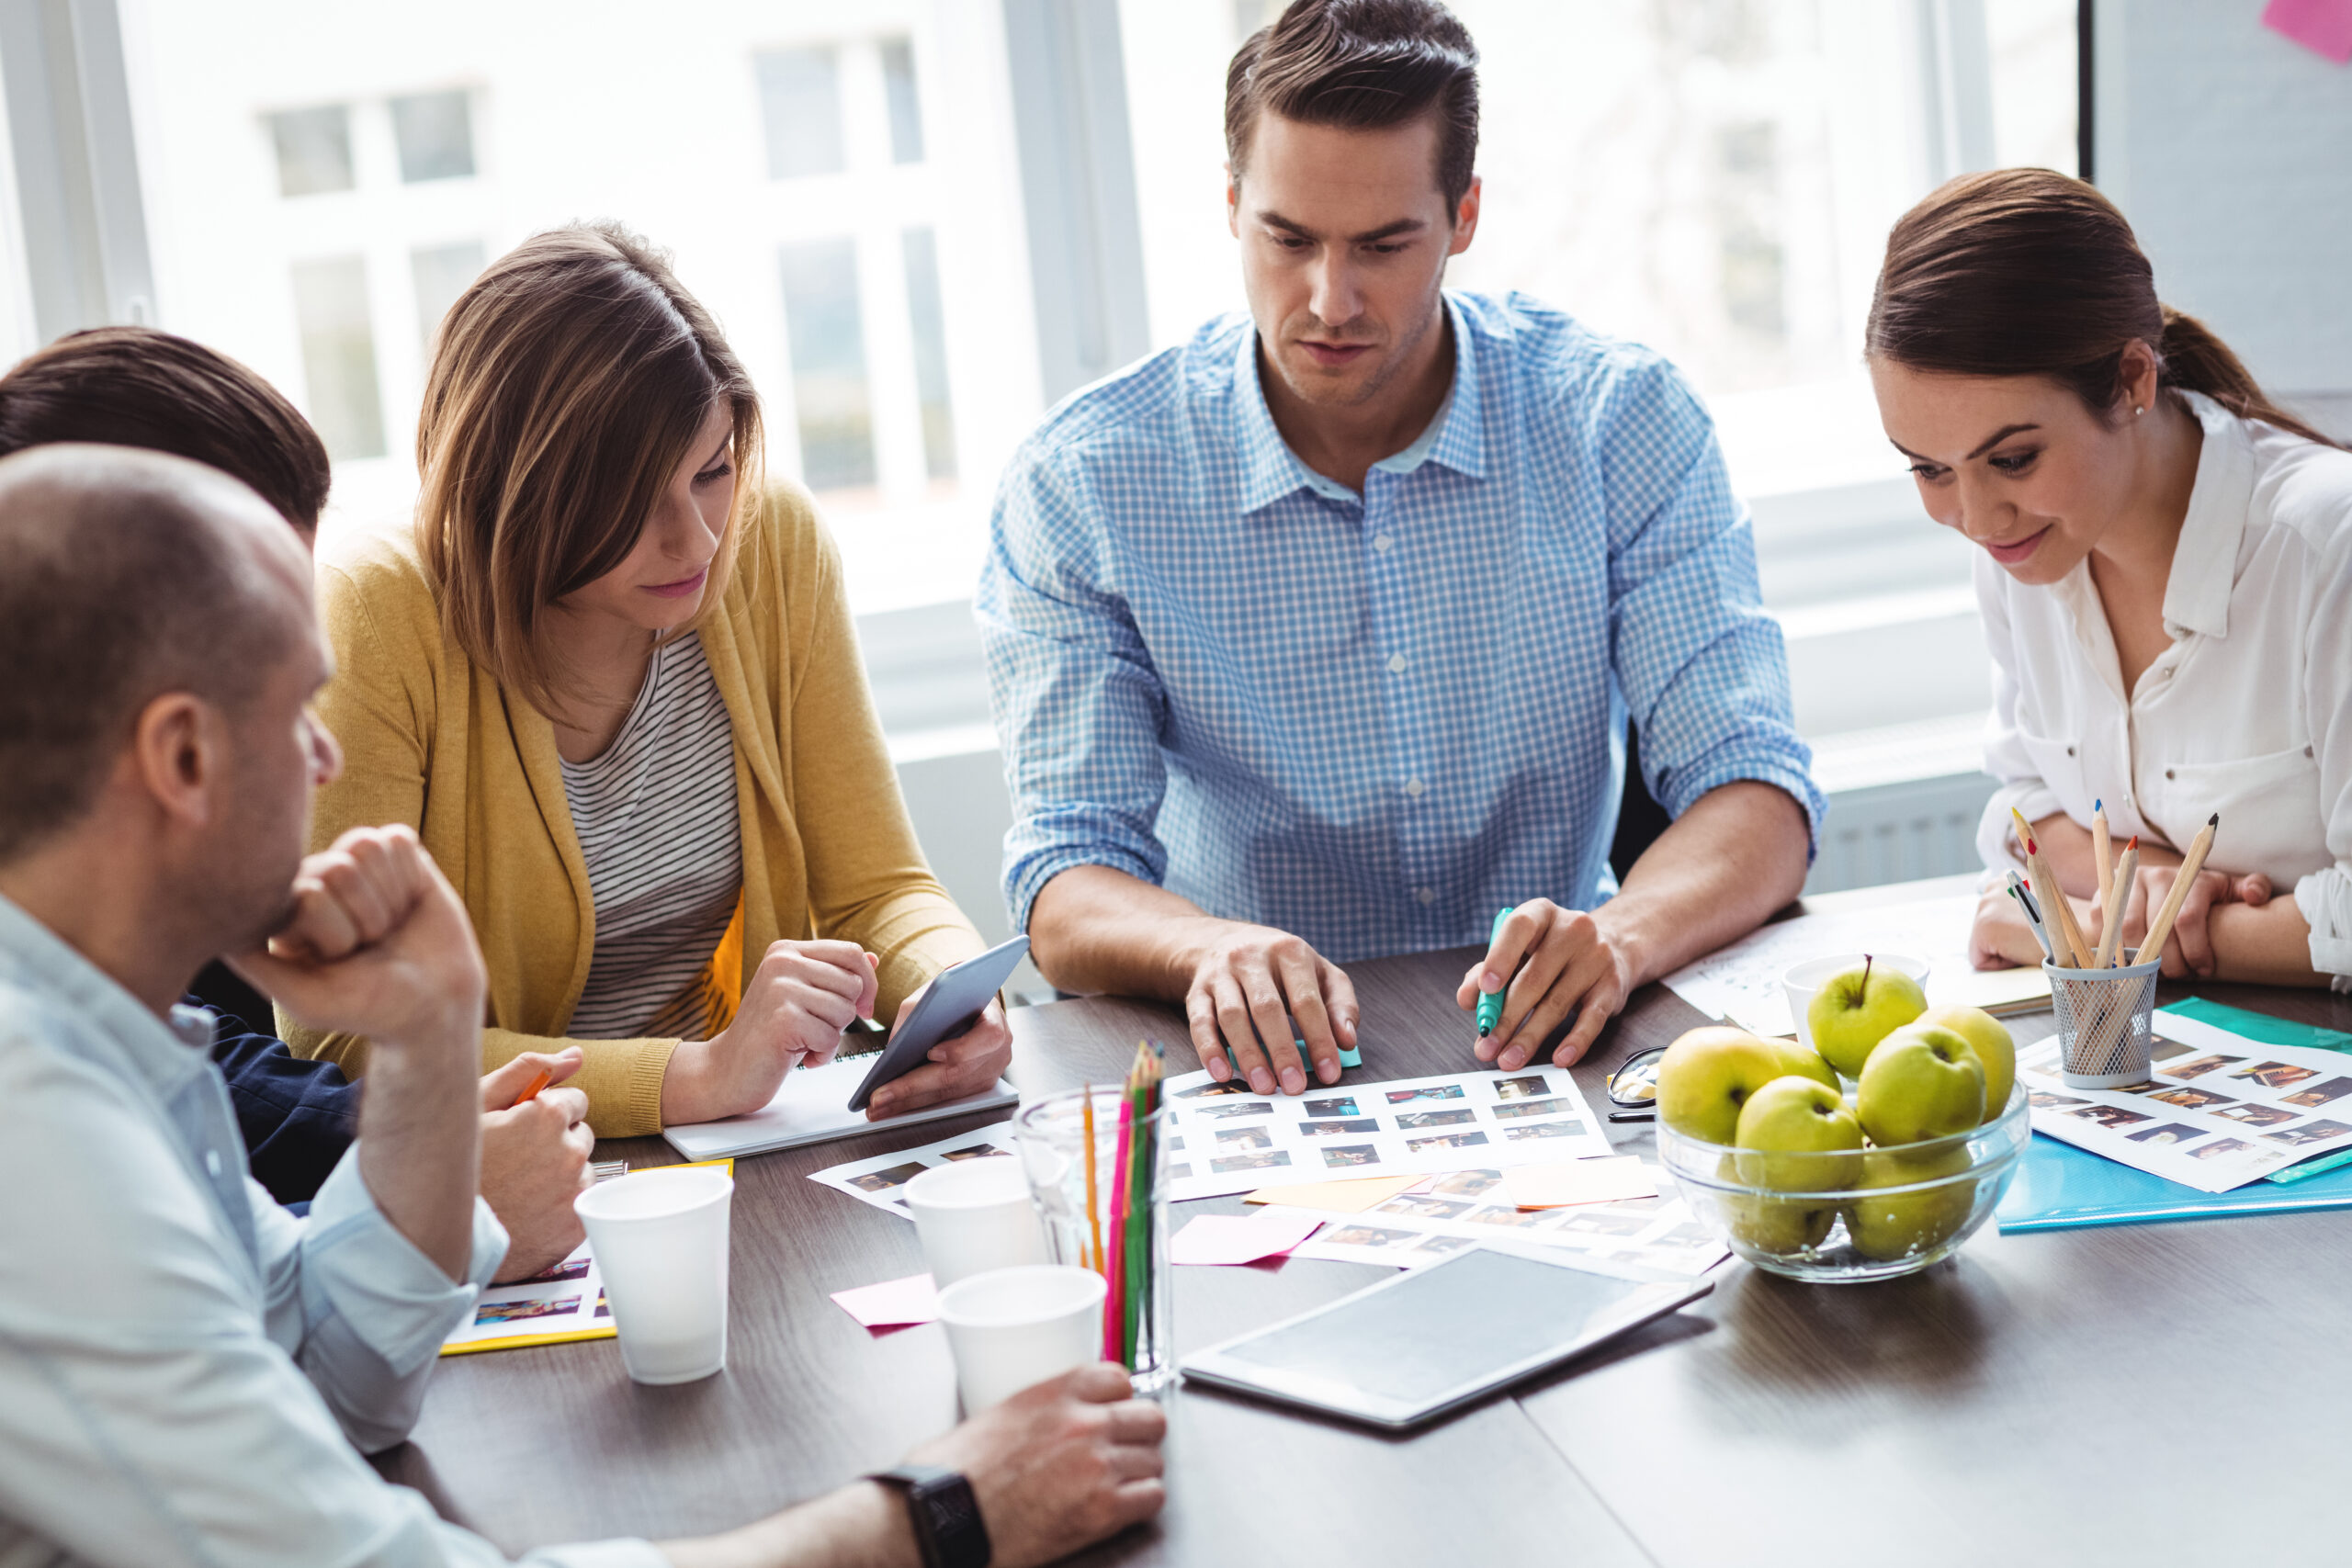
[1162,1065,1610,1201]
[1286,1167,1728,1279]
[2021,1009,2352,1193]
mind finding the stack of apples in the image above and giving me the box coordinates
[1657,959,2016,1263]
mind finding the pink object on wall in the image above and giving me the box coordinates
[2264,0,2352,63]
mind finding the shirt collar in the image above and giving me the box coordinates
[0,889,216,1100]
[2161,389,2252,639]
[1233,292,1487,513]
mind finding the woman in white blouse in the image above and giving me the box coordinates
[1865,169,2350,990]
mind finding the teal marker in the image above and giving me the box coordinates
[1476,905,1512,1038]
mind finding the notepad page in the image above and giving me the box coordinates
[661,1053,1016,1160]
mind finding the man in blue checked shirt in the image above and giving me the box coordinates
[979,0,1826,1096]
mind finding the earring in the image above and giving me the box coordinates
[2134,405,2145,416]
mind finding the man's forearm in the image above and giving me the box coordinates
[660,1480,918,1568]
[1027,864,1230,999]
[355,1022,482,1281]
[1597,781,1811,987]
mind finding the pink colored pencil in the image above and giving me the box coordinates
[1102,1098,1135,1362]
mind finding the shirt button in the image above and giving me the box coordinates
[2165,768,2176,780]
[1415,886,1436,905]
[1386,653,1408,674]
[1404,778,1425,797]
[1374,533,1395,553]
[205,1149,222,1178]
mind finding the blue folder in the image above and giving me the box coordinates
[1996,1131,2352,1233]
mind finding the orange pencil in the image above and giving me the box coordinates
[1082,1084,1103,1275]
[514,1067,553,1105]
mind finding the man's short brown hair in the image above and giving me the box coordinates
[0,327,331,531]
[1225,0,1480,211]
[0,446,298,863]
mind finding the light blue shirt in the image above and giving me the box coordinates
[0,891,660,1568]
[978,291,1825,961]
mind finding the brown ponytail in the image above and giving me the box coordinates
[1869,169,2342,450]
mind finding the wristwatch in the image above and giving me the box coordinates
[869,1463,991,1568]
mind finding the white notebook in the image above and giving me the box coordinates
[660,1052,1018,1161]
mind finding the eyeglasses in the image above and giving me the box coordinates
[1603,1044,1667,1122]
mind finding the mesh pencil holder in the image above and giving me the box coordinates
[2043,950,2160,1089]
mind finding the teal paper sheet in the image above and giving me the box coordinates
[2165,995,2352,1052]
[1997,1130,2352,1233]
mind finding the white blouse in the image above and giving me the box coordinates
[1974,390,2352,988]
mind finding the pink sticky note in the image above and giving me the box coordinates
[1170,1207,1326,1266]
[831,1272,939,1329]
[2264,0,2352,63]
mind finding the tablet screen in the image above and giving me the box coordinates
[1216,1249,1644,1407]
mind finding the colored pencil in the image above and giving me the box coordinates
[2096,836,2140,969]
[2091,798,2113,935]
[1082,1084,1102,1275]
[2013,807,2095,969]
[2141,813,2222,964]
[514,1067,552,1105]
[1102,1094,1133,1363]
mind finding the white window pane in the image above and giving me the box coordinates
[780,238,874,491]
[390,89,476,182]
[412,239,486,348]
[903,227,955,479]
[267,105,352,197]
[290,255,385,460]
[881,38,924,164]
[757,47,845,179]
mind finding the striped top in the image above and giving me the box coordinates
[560,631,742,1041]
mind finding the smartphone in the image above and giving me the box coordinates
[845,935,1030,1112]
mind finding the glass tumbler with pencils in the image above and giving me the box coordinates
[1015,1041,1174,1393]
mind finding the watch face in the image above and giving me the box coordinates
[911,1472,989,1568]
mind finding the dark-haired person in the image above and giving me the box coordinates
[291,224,1012,1135]
[980,0,1822,1091]
[1867,169,2350,989]
[0,445,1164,1568]
[0,327,595,1280]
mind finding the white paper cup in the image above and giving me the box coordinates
[573,1166,733,1385]
[905,1156,1049,1290]
[936,1264,1105,1411]
[1782,952,1930,1049]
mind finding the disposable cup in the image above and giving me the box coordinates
[905,1156,1049,1289]
[1782,952,1931,1050]
[573,1165,733,1385]
[936,1264,1106,1411]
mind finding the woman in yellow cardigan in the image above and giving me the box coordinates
[285,224,1011,1137]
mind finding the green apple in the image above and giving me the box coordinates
[1715,1155,1838,1255]
[1771,1040,1838,1092]
[1857,1025,1986,1145]
[1657,1027,1789,1145]
[1733,1076,1864,1191]
[1918,1004,2016,1118]
[1805,956,1927,1078]
[1847,1145,1976,1260]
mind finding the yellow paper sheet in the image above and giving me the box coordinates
[1500,1156,1658,1211]
[1241,1174,1419,1213]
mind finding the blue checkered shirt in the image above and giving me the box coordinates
[978,291,1823,964]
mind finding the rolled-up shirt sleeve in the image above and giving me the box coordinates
[0,1038,666,1568]
[1973,550,2061,875]
[978,441,1174,929]
[1599,356,1825,852]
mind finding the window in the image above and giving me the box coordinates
[390,90,476,182]
[881,38,924,164]
[411,240,486,347]
[757,47,846,179]
[779,238,875,491]
[289,255,385,460]
[267,105,352,197]
[902,227,956,481]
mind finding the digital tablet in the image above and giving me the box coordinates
[1180,1247,1711,1428]
[845,935,1030,1112]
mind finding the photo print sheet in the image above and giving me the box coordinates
[808,1122,1022,1218]
[1284,1165,1728,1279]
[2019,1010,2352,1193]
[443,1240,616,1355]
[1160,1065,1610,1201]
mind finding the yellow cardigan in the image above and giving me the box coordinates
[284,487,984,1136]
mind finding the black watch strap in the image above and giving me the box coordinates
[870,1463,991,1568]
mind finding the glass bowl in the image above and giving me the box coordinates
[1657,1087,2029,1283]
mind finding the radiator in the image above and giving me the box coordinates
[1805,772,1998,896]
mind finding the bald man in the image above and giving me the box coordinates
[0,447,1162,1568]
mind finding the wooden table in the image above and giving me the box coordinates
[383,876,2352,1566]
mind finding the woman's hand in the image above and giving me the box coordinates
[2113,865,2274,978]
[1969,889,2049,971]
[660,939,878,1124]
[867,986,1014,1121]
